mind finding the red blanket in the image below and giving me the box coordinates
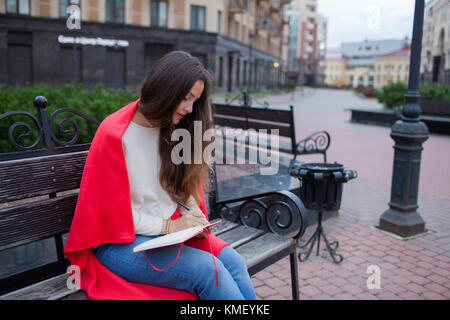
[64,99,228,300]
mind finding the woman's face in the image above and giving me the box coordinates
[173,80,204,125]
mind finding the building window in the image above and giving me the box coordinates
[59,0,80,18]
[243,60,247,86]
[236,59,240,87]
[7,32,33,86]
[106,0,125,24]
[218,56,224,87]
[218,10,222,34]
[192,53,207,68]
[358,76,364,86]
[105,48,126,89]
[151,1,168,27]
[60,45,82,84]
[6,0,30,15]
[190,5,206,31]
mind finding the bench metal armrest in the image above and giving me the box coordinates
[215,190,314,240]
[296,130,331,162]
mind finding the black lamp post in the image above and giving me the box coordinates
[378,0,429,237]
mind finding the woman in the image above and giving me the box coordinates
[64,51,256,300]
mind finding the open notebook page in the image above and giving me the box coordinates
[133,221,221,252]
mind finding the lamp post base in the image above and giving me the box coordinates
[379,208,426,237]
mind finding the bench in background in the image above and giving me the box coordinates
[209,92,336,222]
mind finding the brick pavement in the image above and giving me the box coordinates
[213,88,450,300]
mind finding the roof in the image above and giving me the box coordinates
[325,47,348,60]
[377,46,411,58]
[340,39,407,58]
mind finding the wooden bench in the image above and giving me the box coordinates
[0,96,311,300]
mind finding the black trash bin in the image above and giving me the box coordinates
[289,162,357,264]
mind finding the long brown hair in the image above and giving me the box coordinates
[138,50,214,206]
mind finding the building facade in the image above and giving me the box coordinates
[285,0,325,86]
[374,46,410,89]
[0,0,290,93]
[323,47,347,87]
[421,0,450,84]
[324,38,410,89]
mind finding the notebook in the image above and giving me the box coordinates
[133,220,222,253]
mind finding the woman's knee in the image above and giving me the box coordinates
[218,246,248,273]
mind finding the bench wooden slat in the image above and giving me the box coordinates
[0,151,87,204]
[215,170,300,204]
[216,131,295,156]
[0,273,77,300]
[209,219,238,235]
[212,104,292,123]
[215,225,266,248]
[236,233,295,276]
[213,117,292,137]
[0,194,77,251]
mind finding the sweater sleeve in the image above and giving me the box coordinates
[132,206,164,236]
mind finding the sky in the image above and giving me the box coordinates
[317,0,417,48]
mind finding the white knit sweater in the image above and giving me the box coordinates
[122,121,198,236]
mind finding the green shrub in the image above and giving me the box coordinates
[375,81,450,109]
[0,83,139,153]
[419,83,450,101]
[375,81,408,109]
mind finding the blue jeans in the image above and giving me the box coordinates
[94,235,256,300]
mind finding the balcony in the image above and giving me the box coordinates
[306,34,314,41]
[269,24,281,38]
[306,22,315,30]
[229,0,248,14]
[270,0,281,12]
[256,14,270,30]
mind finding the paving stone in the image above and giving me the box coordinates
[376,291,402,300]
[263,277,286,288]
[409,275,432,286]
[334,293,357,300]
[424,282,448,294]
[421,292,447,300]
[398,291,425,300]
[300,285,322,296]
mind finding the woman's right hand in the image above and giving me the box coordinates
[168,209,208,233]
